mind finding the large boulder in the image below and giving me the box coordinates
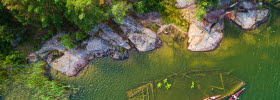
[50,49,88,77]
[238,1,257,10]
[50,38,115,77]
[227,9,269,30]
[205,9,226,23]
[176,0,196,9]
[136,12,162,26]
[120,16,161,51]
[98,23,131,49]
[35,33,67,63]
[188,21,223,52]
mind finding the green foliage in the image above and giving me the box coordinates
[133,0,163,13]
[2,51,25,67]
[261,0,280,7]
[111,1,132,24]
[191,81,195,89]
[0,25,15,43]
[163,78,168,84]
[61,31,89,50]
[65,0,109,32]
[0,61,75,100]
[75,32,89,41]
[157,82,162,88]
[147,25,160,32]
[1,0,64,28]
[0,2,24,55]
[61,33,77,50]
[195,0,212,21]
[160,0,189,31]
[165,83,172,90]
[133,1,146,14]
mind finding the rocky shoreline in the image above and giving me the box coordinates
[27,0,270,77]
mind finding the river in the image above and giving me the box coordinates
[51,7,280,100]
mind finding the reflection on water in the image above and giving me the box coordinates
[50,7,280,100]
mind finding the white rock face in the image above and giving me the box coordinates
[120,16,161,51]
[98,23,131,49]
[188,22,223,52]
[38,36,114,77]
[50,49,88,77]
[36,33,67,63]
[229,9,269,30]
[176,0,196,9]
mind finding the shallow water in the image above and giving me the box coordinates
[50,7,280,100]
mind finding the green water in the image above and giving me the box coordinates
[51,8,280,100]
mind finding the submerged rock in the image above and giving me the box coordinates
[120,16,161,51]
[111,51,128,60]
[227,9,269,30]
[188,21,223,52]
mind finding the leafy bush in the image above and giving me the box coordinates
[160,0,189,31]
[195,0,212,21]
[75,32,89,41]
[1,0,65,28]
[133,1,146,14]
[61,33,77,50]
[3,51,25,66]
[65,0,109,32]
[111,1,132,24]
[133,0,163,13]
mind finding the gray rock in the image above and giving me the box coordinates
[111,51,128,60]
[176,0,196,9]
[228,9,269,30]
[188,21,223,52]
[50,49,88,77]
[238,1,257,10]
[88,26,99,36]
[98,23,131,49]
[136,12,162,26]
[84,37,115,56]
[50,38,115,77]
[26,53,39,63]
[120,16,161,51]
[35,33,67,63]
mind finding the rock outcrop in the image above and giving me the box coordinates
[50,38,114,76]
[120,16,161,51]
[188,21,223,52]
[185,0,269,51]
[32,0,271,77]
[98,23,131,49]
[176,0,196,9]
[36,33,67,64]
[227,9,269,30]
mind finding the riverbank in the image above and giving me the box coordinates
[30,0,271,77]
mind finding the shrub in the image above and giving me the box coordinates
[133,0,163,13]
[75,32,89,41]
[111,1,132,24]
[195,0,212,21]
[61,33,77,50]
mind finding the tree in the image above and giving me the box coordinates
[111,1,132,23]
[1,0,65,28]
[65,0,109,32]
